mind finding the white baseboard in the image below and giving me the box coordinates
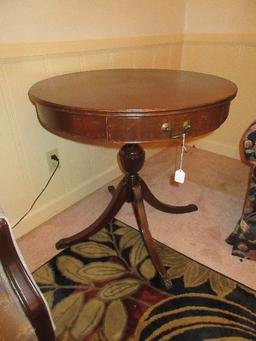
[14,165,121,239]
[192,139,239,160]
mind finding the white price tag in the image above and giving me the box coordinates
[174,169,185,183]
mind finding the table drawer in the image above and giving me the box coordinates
[107,103,229,143]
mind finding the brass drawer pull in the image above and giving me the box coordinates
[160,121,191,138]
[183,120,191,132]
[161,122,171,132]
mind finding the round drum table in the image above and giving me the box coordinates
[29,69,237,288]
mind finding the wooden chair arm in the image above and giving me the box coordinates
[0,218,55,341]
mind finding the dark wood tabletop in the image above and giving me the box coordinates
[29,69,237,144]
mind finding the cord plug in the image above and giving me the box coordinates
[51,154,59,162]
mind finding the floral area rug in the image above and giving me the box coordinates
[33,219,256,340]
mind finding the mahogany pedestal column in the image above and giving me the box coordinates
[56,143,197,287]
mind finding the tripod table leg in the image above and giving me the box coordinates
[56,180,127,250]
[132,184,172,289]
[140,178,198,214]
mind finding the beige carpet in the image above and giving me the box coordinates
[18,146,255,289]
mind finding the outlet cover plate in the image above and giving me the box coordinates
[46,148,59,172]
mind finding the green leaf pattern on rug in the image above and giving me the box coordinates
[119,228,141,250]
[156,243,187,270]
[166,261,187,279]
[114,226,131,236]
[71,298,105,339]
[209,272,236,297]
[44,290,55,309]
[159,245,237,296]
[78,261,126,281]
[71,241,116,258]
[89,227,112,243]
[183,262,211,288]
[57,255,91,285]
[103,299,128,341]
[129,239,148,267]
[140,258,156,280]
[33,264,55,284]
[113,220,131,230]
[52,292,84,337]
[99,278,141,300]
[34,220,244,340]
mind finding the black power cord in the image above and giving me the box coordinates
[12,154,60,228]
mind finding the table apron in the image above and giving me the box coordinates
[36,104,107,141]
[36,101,230,144]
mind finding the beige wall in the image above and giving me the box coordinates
[0,1,185,237]
[182,0,256,158]
[0,0,186,42]
[184,0,256,33]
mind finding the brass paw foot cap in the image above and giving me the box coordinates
[161,274,173,290]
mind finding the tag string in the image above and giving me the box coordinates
[179,133,186,170]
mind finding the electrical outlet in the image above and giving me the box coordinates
[46,148,59,172]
